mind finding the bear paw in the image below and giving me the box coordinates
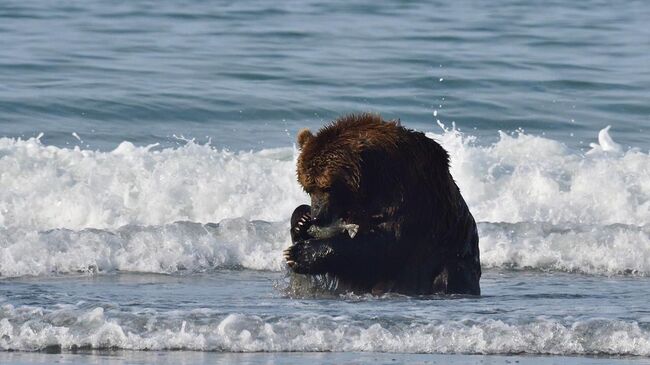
[290,204,312,243]
[283,242,309,273]
[283,240,331,275]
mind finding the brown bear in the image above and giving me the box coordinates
[284,113,481,295]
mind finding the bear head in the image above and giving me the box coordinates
[295,113,403,226]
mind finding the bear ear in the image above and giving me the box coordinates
[297,128,314,149]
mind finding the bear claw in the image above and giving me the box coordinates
[291,210,312,243]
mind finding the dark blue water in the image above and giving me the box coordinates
[1,1,650,362]
[1,0,649,150]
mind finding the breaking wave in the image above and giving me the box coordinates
[0,126,648,278]
[1,305,649,355]
[0,138,306,231]
[1,220,649,278]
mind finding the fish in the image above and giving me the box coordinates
[307,219,359,239]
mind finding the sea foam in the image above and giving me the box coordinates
[1,220,648,277]
[431,126,649,226]
[0,138,306,231]
[0,127,648,230]
[1,305,649,355]
[0,127,648,277]
[0,220,288,277]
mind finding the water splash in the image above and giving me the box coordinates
[587,125,622,155]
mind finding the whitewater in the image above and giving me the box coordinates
[0,126,648,278]
[1,126,649,360]
[3,0,650,362]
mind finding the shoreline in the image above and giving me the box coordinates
[2,351,650,365]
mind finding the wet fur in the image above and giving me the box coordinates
[286,113,481,295]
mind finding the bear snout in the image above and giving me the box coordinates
[310,193,335,225]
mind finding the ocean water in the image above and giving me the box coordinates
[1,0,650,364]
